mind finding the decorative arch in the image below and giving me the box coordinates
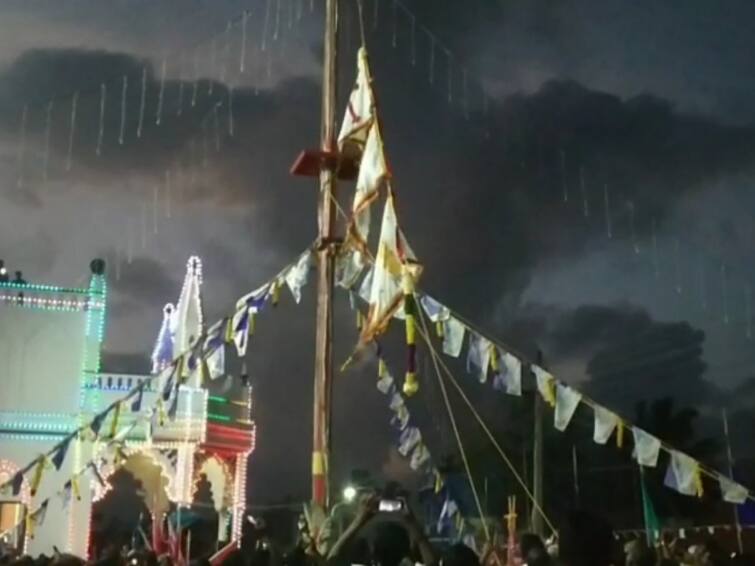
[93,444,179,506]
[193,454,233,512]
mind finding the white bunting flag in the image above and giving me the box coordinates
[633,427,661,467]
[719,476,748,505]
[593,406,619,444]
[466,332,492,383]
[493,350,522,396]
[664,451,702,497]
[442,317,466,358]
[554,384,582,431]
[285,250,313,304]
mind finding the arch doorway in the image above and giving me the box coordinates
[90,452,170,558]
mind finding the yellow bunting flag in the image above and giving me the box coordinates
[271,281,281,306]
[616,420,625,449]
[71,476,81,500]
[29,457,47,497]
[434,470,444,494]
[435,321,444,338]
[378,357,387,379]
[490,345,500,372]
[224,317,234,343]
[403,272,419,397]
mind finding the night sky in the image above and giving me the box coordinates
[2,0,755,504]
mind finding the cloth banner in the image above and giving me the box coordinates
[593,407,620,444]
[442,317,466,358]
[554,384,582,431]
[664,451,702,497]
[285,251,312,304]
[466,332,492,383]
[377,370,395,394]
[338,47,374,154]
[633,428,661,467]
[410,444,431,471]
[533,366,556,406]
[360,191,421,344]
[398,427,422,457]
[420,295,450,322]
[719,476,749,505]
[206,343,226,380]
[51,436,72,470]
[492,350,522,396]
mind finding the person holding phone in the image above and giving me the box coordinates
[327,493,437,566]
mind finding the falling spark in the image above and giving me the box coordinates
[96,83,106,156]
[228,86,235,137]
[16,105,27,189]
[391,0,397,47]
[240,10,249,72]
[65,92,79,172]
[579,166,589,216]
[156,56,167,125]
[603,183,612,239]
[220,22,231,84]
[137,67,147,138]
[177,55,184,116]
[262,0,271,51]
[274,0,281,40]
[674,238,682,293]
[42,100,53,181]
[165,169,172,219]
[559,150,568,203]
[119,76,128,145]
[627,201,639,254]
[721,263,729,324]
[208,39,216,95]
[192,49,199,107]
[651,217,659,278]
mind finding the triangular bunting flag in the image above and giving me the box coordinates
[633,428,661,467]
[398,427,422,457]
[409,443,431,471]
[51,436,73,471]
[554,384,582,432]
[466,332,492,383]
[533,366,556,407]
[664,451,703,497]
[442,317,466,358]
[719,476,748,505]
[206,342,226,380]
[26,499,49,539]
[285,251,313,304]
[493,350,522,396]
[593,406,619,445]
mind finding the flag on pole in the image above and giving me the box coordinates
[338,47,375,158]
[360,190,421,344]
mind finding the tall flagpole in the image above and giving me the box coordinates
[312,0,339,509]
[722,409,744,554]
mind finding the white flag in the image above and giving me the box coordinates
[349,124,388,257]
[285,251,313,304]
[338,47,374,155]
[442,317,466,358]
[420,295,450,322]
[633,427,661,467]
[496,351,522,397]
[664,451,701,496]
[593,406,619,444]
[206,343,225,380]
[466,332,492,383]
[554,384,582,432]
[719,476,748,504]
[360,192,421,344]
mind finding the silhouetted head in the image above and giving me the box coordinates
[372,522,410,566]
[441,543,479,566]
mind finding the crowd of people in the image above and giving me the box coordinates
[2,494,754,566]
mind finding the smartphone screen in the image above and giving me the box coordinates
[378,499,404,513]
